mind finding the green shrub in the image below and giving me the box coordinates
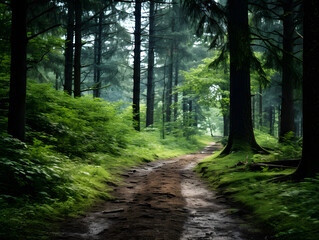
[0,82,210,239]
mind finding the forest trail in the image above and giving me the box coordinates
[55,143,265,240]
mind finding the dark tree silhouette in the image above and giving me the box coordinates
[64,0,74,95]
[279,0,295,141]
[221,0,263,154]
[146,0,155,127]
[73,0,82,97]
[8,0,28,141]
[293,0,319,178]
[93,11,103,98]
[133,0,141,131]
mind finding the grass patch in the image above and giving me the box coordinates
[196,132,319,240]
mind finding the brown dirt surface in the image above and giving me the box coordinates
[53,143,267,240]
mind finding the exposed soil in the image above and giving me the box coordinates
[53,143,267,240]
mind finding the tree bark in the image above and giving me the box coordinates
[165,2,176,124]
[194,103,198,127]
[73,0,82,98]
[293,0,319,178]
[252,95,255,128]
[223,113,229,137]
[146,0,155,127]
[93,11,103,98]
[162,64,167,139]
[174,57,179,121]
[259,84,263,129]
[188,99,192,126]
[8,0,28,141]
[173,0,179,122]
[221,0,263,154]
[182,90,187,127]
[166,48,173,123]
[279,0,295,141]
[133,0,142,131]
[64,0,74,95]
[269,106,274,136]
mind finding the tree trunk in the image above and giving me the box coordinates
[93,20,98,96]
[93,11,103,98]
[221,0,263,155]
[293,0,319,178]
[300,116,303,137]
[194,103,198,127]
[64,0,74,95]
[133,0,142,131]
[189,99,192,126]
[279,0,295,141]
[73,0,82,97]
[294,119,299,138]
[254,95,256,128]
[8,0,28,141]
[259,84,262,129]
[166,48,173,123]
[162,64,167,139]
[174,58,179,121]
[146,0,155,127]
[182,90,187,127]
[173,0,179,122]
[55,72,59,90]
[223,113,229,137]
[165,3,176,123]
[269,106,274,136]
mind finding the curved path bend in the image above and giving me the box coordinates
[55,143,266,240]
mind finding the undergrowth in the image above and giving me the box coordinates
[0,82,210,240]
[197,131,319,240]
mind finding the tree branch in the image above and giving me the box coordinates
[27,24,61,41]
[27,6,57,25]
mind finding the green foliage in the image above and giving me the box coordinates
[196,132,315,240]
[0,82,209,239]
[180,57,229,110]
[25,83,133,157]
[254,130,302,160]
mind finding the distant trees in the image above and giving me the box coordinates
[183,0,264,153]
[250,0,302,140]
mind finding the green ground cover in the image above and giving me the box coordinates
[197,132,319,240]
[0,82,211,240]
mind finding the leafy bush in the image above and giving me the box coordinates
[0,135,71,201]
[0,82,209,239]
[25,83,134,157]
[254,130,302,160]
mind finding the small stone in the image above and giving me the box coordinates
[102,208,124,214]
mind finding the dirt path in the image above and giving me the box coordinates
[54,143,266,240]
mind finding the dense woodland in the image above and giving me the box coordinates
[1,0,319,239]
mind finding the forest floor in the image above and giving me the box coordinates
[53,143,267,240]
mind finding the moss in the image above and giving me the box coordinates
[196,134,317,240]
